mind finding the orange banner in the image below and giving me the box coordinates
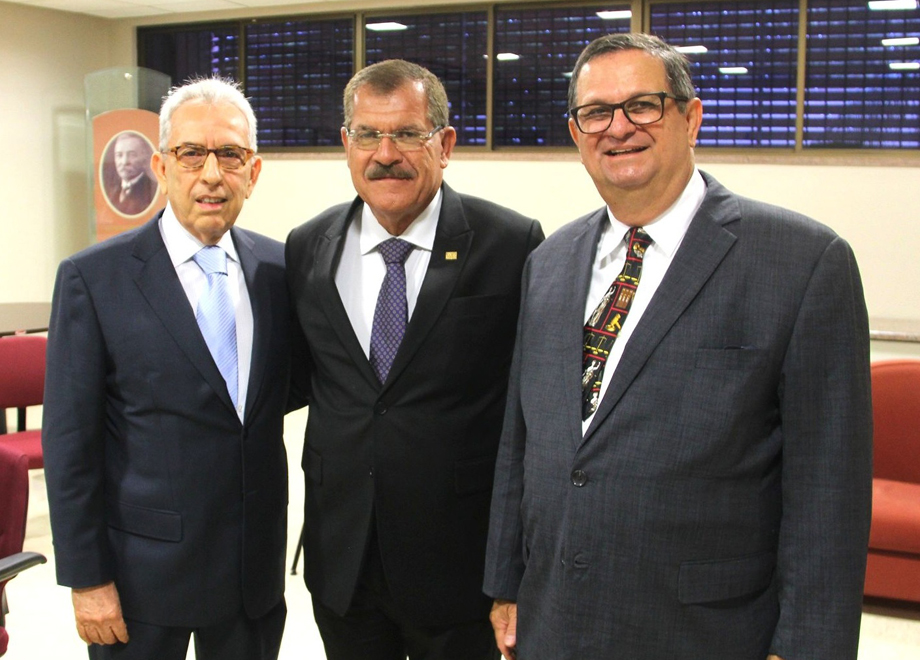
[93,110,166,242]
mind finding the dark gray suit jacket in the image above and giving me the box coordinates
[43,213,294,627]
[484,172,872,659]
[286,183,544,627]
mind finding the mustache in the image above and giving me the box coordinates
[366,164,415,180]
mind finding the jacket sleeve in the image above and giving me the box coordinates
[42,258,115,589]
[483,254,532,601]
[770,235,873,659]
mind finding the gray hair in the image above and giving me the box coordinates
[568,33,697,113]
[343,59,450,129]
[158,76,258,151]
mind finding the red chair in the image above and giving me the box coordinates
[0,443,46,656]
[0,335,46,469]
[864,359,920,603]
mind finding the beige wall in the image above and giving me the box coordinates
[2,1,918,359]
[0,2,114,301]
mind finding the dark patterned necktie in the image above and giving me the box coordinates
[369,238,414,383]
[582,227,652,420]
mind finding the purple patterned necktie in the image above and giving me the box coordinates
[582,226,652,420]
[369,238,414,383]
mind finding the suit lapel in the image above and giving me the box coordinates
[234,228,270,418]
[130,215,236,413]
[383,184,472,388]
[314,199,381,387]
[563,210,610,450]
[582,175,740,443]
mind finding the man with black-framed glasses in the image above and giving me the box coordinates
[286,59,543,660]
[43,76,304,660]
[484,32,871,660]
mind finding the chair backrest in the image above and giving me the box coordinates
[871,359,920,484]
[0,335,46,411]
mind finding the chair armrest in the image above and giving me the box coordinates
[0,552,46,583]
[869,479,920,554]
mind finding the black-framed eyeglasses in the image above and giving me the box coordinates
[162,144,255,170]
[569,92,691,134]
[345,126,445,151]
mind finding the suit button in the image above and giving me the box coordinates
[571,470,588,487]
[374,401,387,415]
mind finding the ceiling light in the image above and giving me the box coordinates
[868,0,918,10]
[675,45,709,54]
[719,67,749,74]
[596,10,632,20]
[366,22,408,32]
[889,61,920,69]
[496,53,521,61]
[882,36,920,46]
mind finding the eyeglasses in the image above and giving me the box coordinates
[162,144,255,170]
[569,92,690,134]
[345,126,445,151]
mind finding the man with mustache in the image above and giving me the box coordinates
[104,131,158,216]
[484,33,872,660]
[286,59,543,660]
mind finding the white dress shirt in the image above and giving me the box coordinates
[159,204,253,421]
[335,190,442,357]
[582,169,706,435]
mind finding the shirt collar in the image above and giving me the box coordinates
[159,203,240,268]
[122,172,146,191]
[358,187,442,255]
[600,168,707,261]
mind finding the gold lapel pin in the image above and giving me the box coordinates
[445,251,458,261]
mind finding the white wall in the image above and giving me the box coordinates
[2,1,918,360]
[0,2,114,301]
[245,155,920,325]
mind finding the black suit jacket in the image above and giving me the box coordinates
[42,213,294,627]
[286,183,543,627]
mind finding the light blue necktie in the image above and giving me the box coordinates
[193,245,238,407]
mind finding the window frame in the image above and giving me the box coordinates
[134,0,920,164]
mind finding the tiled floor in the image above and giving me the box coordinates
[4,408,920,659]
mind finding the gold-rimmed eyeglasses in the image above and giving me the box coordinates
[345,126,445,151]
[570,92,690,134]
[162,144,255,170]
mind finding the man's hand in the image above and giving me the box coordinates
[72,582,129,646]
[490,599,518,659]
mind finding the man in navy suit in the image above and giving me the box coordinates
[484,33,872,660]
[43,77,299,660]
[286,60,543,659]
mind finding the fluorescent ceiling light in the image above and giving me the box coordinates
[496,53,521,61]
[596,10,632,20]
[675,45,709,54]
[882,36,920,46]
[868,0,918,10]
[889,61,920,69]
[719,66,749,74]
[366,22,408,32]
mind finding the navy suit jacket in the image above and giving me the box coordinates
[484,172,873,659]
[42,213,294,627]
[286,183,544,627]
